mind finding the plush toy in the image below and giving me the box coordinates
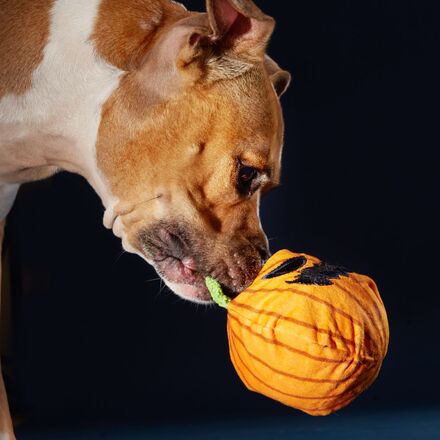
[205,250,389,416]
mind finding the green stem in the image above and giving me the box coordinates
[205,276,231,309]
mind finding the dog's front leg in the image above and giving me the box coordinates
[0,223,14,440]
[0,184,18,440]
[1,219,15,440]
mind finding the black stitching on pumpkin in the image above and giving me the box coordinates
[287,261,349,286]
[263,256,307,279]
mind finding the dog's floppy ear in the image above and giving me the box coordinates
[206,0,275,59]
[137,2,280,98]
[264,55,291,97]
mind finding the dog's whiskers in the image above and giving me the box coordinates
[145,277,161,283]
[153,278,169,300]
[113,249,127,265]
[114,195,163,219]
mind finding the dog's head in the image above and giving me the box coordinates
[97,0,290,303]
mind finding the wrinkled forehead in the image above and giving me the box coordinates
[208,67,284,176]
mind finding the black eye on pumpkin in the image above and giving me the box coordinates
[237,162,260,195]
[263,256,307,279]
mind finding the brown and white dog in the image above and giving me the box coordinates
[0,0,290,437]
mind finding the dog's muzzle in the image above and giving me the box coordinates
[137,221,269,303]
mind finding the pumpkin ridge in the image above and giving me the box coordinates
[308,361,383,415]
[229,310,378,364]
[245,286,364,328]
[332,277,384,349]
[229,325,360,385]
[228,313,359,364]
[228,333,370,402]
[231,300,357,349]
[307,386,365,415]
[338,275,389,354]
[228,309,356,358]
[230,329,378,416]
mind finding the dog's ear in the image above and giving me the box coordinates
[206,0,275,59]
[137,2,279,100]
[176,0,275,67]
[137,14,216,98]
[264,55,291,97]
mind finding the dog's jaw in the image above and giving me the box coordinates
[103,206,214,303]
[153,255,211,301]
[153,256,214,303]
[138,225,214,302]
[162,279,213,304]
[138,251,213,303]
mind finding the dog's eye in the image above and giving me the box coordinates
[240,166,258,182]
[237,163,260,195]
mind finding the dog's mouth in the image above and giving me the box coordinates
[137,221,267,304]
[154,255,211,303]
[138,224,213,303]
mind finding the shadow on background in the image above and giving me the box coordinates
[15,409,440,439]
[2,0,439,438]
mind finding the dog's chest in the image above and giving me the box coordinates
[0,0,122,181]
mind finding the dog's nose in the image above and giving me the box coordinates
[256,243,271,264]
[215,244,267,295]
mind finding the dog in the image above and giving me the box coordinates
[0,0,290,437]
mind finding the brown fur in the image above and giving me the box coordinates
[97,68,281,202]
[93,0,289,295]
[0,0,53,98]
[96,59,284,291]
[92,0,189,70]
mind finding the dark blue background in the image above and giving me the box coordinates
[2,0,439,438]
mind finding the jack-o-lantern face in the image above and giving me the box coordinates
[263,253,349,286]
[208,250,389,416]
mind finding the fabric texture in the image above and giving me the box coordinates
[227,249,389,416]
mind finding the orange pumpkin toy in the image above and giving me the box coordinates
[205,250,389,416]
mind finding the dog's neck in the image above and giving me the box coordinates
[0,0,188,212]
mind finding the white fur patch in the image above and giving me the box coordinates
[171,1,187,11]
[0,0,122,206]
[0,183,19,219]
